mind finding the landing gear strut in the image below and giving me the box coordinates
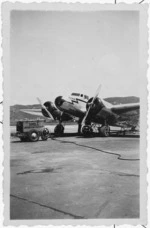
[78,122,82,134]
[81,122,110,137]
[98,125,110,137]
[54,123,64,136]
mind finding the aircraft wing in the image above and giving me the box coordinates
[21,108,76,122]
[20,109,44,117]
[111,103,140,115]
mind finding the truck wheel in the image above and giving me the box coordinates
[41,128,49,141]
[28,130,39,142]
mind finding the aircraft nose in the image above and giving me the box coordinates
[55,96,65,108]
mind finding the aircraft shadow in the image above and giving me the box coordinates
[50,133,140,138]
[11,132,140,143]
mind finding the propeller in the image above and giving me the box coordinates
[81,85,102,126]
[37,97,54,120]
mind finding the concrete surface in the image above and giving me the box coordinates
[10,125,139,219]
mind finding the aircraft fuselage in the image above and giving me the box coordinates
[55,94,88,119]
[54,94,118,125]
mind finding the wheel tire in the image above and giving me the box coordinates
[28,130,39,142]
[82,125,93,137]
[41,128,49,141]
[99,126,110,137]
[54,124,64,136]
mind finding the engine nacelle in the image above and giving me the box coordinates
[86,97,105,116]
[42,101,73,122]
[42,101,61,120]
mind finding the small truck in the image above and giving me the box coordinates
[15,119,50,142]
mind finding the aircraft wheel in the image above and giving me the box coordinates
[82,125,93,137]
[41,128,49,141]
[28,130,39,142]
[54,124,64,136]
[99,126,110,137]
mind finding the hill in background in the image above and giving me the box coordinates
[104,96,139,105]
[10,104,45,125]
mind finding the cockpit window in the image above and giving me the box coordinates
[71,93,89,100]
[71,93,80,96]
[84,95,89,100]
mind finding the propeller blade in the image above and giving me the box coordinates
[37,97,43,107]
[92,84,101,104]
[81,85,101,125]
[81,105,90,126]
[37,97,54,120]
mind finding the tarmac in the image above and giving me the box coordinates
[10,125,140,219]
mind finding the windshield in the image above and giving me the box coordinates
[71,93,80,96]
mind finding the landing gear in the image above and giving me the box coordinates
[78,123,82,134]
[41,128,49,140]
[98,125,110,137]
[81,122,110,137]
[81,125,93,137]
[54,123,64,136]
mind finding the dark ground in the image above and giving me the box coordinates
[10,125,139,219]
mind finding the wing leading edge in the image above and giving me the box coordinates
[21,109,44,117]
[111,103,140,115]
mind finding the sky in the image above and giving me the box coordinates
[10,10,139,105]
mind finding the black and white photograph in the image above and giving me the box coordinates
[2,2,147,226]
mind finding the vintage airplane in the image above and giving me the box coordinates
[22,85,140,137]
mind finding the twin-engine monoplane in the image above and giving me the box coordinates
[22,86,140,137]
